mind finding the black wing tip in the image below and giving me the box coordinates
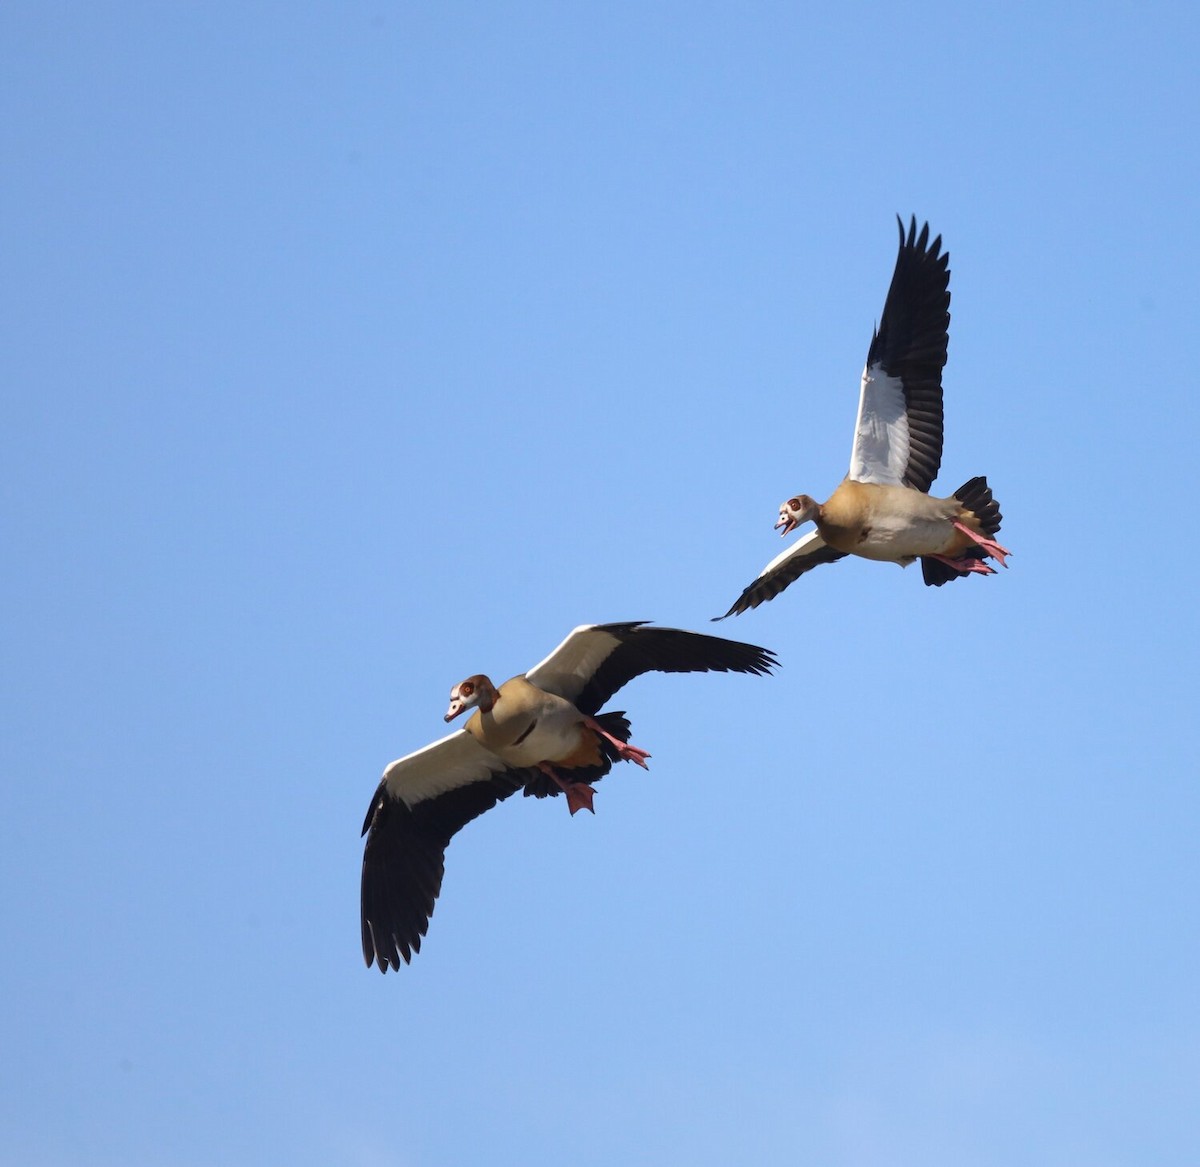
[362,906,430,973]
[689,629,780,676]
[645,622,777,668]
[747,646,780,674]
[895,213,946,263]
[362,928,421,973]
[715,573,787,620]
[713,581,781,622]
[360,787,455,976]
[695,630,773,663]
[895,213,927,250]
[712,594,755,621]
[361,929,414,974]
[591,620,780,680]
[716,541,853,623]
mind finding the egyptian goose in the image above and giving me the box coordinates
[360,621,778,971]
[719,217,1009,619]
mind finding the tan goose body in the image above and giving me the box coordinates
[817,480,986,564]
[462,676,604,771]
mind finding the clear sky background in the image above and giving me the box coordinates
[3,4,1198,1165]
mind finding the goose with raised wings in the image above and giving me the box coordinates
[360,621,777,971]
[719,217,1009,619]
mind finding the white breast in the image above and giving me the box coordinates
[854,499,959,561]
[854,516,934,561]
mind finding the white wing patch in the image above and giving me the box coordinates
[848,363,909,485]
[755,528,830,580]
[381,729,507,806]
[524,624,621,703]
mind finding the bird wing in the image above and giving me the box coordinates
[524,622,777,717]
[715,530,847,619]
[360,730,531,971]
[847,216,950,493]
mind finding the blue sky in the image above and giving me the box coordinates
[3,3,1198,1164]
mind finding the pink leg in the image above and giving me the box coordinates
[928,553,996,577]
[952,521,1012,567]
[538,762,595,816]
[584,716,651,769]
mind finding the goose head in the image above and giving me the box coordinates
[776,494,819,537]
[444,674,499,722]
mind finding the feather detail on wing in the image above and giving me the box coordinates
[847,216,949,493]
[360,731,531,971]
[526,622,777,716]
[715,530,847,619]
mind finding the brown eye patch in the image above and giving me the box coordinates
[460,681,475,696]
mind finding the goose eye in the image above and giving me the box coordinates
[460,681,475,696]
[788,498,801,509]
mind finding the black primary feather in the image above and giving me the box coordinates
[360,767,530,971]
[866,216,951,494]
[572,623,778,716]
